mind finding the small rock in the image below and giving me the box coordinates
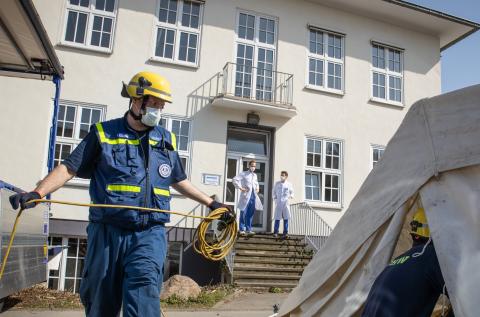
[160,275,201,300]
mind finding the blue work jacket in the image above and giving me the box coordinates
[88,118,179,230]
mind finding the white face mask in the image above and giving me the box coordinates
[141,107,162,127]
[280,176,286,181]
[249,166,256,172]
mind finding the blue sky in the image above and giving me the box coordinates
[408,0,480,92]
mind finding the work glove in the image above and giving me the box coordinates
[9,191,41,210]
[208,201,236,230]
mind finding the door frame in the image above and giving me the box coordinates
[224,122,276,232]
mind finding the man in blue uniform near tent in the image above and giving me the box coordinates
[9,71,234,317]
[361,207,454,317]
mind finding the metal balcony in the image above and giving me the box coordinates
[211,62,296,118]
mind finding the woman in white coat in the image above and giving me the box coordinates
[273,171,294,237]
[232,160,263,235]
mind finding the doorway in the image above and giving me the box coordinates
[224,126,271,232]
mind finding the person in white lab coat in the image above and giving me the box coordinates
[273,171,294,238]
[232,160,263,235]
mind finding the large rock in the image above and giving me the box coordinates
[160,275,201,300]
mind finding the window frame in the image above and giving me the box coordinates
[47,236,87,294]
[160,115,193,178]
[305,26,345,95]
[61,0,118,53]
[370,41,404,107]
[371,144,385,169]
[233,9,278,101]
[304,136,343,208]
[54,100,106,186]
[151,0,204,68]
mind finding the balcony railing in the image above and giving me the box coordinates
[218,62,294,107]
[289,202,333,253]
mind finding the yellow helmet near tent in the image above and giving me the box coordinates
[410,207,430,238]
[121,71,172,103]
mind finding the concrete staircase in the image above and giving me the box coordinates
[232,233,313,289]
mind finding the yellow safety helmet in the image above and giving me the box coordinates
[410,207,430,238]
[121,71,172,103]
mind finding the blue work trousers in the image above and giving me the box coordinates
[79,222,167,317]
[239,192,256,232]
[274,219,289,234]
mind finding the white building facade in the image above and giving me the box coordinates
[0,0,477,291]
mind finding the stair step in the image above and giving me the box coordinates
[235,250,313,259]
[235,243,308,252]
[235,280,299,289]
[234,272,301,280]
[237,234,303,242]
[234,269,302,277]
[233,265,304,273]
[235,256,310,266]
[236,239,307,247]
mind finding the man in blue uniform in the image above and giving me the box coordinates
[361,208,454,317]
[9,71,233,317]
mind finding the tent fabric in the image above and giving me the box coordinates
[420,165,480,317]
[278,84,480,317]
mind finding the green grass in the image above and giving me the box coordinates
[161,285,235,309]
[268,287,283,293]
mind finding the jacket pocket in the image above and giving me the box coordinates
[112,145,127,166]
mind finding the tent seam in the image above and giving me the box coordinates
[420,99,439,177]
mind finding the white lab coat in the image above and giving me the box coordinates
[273,180,294,220]
[232,171,263,211]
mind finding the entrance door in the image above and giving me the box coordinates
[224,156,269,232]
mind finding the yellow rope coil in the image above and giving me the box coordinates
[0,199,237,281]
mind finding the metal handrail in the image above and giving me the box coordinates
[289,202,333,253]
[166,203,204,247]
[218,62,294,106]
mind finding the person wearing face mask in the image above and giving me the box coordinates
[8,71,234,317]
[272,171,294,238]
[232,160,263,236]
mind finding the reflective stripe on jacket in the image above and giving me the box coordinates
[89,118,177,229]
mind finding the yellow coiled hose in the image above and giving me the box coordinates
[0,199,237,281]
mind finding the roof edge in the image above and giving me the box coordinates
[383,0,480,29]
[383,0,480,51]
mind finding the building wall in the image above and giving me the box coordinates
[2,0,441,230]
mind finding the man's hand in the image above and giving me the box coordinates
[9,191,41,210]
[240,187,247,192]
[208,201,236,225]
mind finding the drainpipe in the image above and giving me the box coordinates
[46,74,62,199]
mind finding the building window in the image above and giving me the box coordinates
[305,137,342,204]
[47,236,63,290]
[154,0,203,66]
[372,145,385,168]
[47,236,87,294]
[64,238,87,293]
[55,101,105,168]
[63,0,117,52]
[160,116,192,174]
[372,43,403,103]
[235,11,277,102]
[307,27,344,92]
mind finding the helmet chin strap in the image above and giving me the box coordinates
[129,97,148,121]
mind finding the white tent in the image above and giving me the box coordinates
[279,84,480,317]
